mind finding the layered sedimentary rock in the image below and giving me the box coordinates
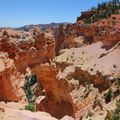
[32,64,75,119]
[0,52,25,102]
[55,41,120,119]
[55,15,120,53]
[0,13,120,120]
[0,28,55,102]
[77,11,95,22]
[0,28,55,71]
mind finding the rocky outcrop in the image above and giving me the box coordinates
[77,11,95,22]
[55,24,85,54]
[55,15,120,53]
[55,25,65,55]
[32,64,75,119]
[55,41,120,119]
[0,52,26,102]
[55,41,120,91]
[0,28,76,118]
[0,28,55,102]
[0,28,55,72]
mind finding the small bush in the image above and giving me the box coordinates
[99,53,106,58]
[105,96,120,120]
[23,74,37,102]
[25,102,35,112]
[105,88,113,103]
[113,64,117,69]
[110,99,120,120]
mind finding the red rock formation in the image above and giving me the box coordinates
[0,28,55,71]
[0,52,26,102]
[73,67,111,91]
[55,24,65,55]
[77,11,95,22]
[32,64,75,119]
[55,15,120,53]
[0,28,55,102]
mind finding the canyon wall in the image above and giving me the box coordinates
[55,15,120,52]
[0,28,55,102]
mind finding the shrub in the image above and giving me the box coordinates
[84,0,120,23]
[113,64,117,69]
[105,88,113,103]
[99,53,106,58]
[25,102,35,112]
[23,74,37,102]
[110,99,120,120]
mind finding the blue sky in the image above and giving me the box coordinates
[0,0,109,27]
